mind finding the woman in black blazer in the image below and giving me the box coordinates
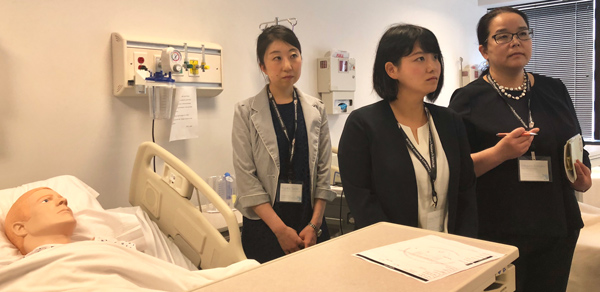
[338,24,477,237]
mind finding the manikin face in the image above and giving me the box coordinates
[260,40,302,91]
[5,187,77,254]
[386,43,441,99]
[479,12,532,72]
[20,188,76,238]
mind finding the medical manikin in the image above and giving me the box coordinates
[4,187,75,255]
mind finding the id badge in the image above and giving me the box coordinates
[518,156,552,182]
[278,182,303,203]
[426,209,444,232]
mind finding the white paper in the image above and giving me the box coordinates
[169,87,199,142]
[564,134,583,183]
[354,235,504,283]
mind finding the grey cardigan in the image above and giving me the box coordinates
[232,86,336,219]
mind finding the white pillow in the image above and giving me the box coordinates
[0,175,104,216]
[0,175,143,266]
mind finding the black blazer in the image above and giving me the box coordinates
[338,100,478,238]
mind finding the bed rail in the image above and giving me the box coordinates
[129,142,246,269]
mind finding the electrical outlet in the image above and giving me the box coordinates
[162,163,193,199]
[134,51,148,71]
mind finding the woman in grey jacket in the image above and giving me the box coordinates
[232,25,336,263]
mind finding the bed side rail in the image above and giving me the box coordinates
[129,141,246,269]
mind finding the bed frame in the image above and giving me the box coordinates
[129,142,246,270]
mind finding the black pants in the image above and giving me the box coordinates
[481,229,580,292]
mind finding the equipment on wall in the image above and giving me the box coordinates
[459,57,481,87]
[111,33,223,119]
[317,50,356,115]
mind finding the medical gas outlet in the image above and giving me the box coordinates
[111,33,223,98]
[317,50,355,114]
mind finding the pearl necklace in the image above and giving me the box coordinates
[489,71,528,100]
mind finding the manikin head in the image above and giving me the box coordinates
[4,187,76,255]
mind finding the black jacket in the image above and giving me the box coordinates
[338,100,478,238]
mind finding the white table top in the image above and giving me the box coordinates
[193,222,518,292]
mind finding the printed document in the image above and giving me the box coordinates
[170,87,199,141]
[355,235,504,283]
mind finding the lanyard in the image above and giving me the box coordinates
[267,86,298,182]
[487,72,534,129]
[398,108,438,208]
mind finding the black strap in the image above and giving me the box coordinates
[267,86,298,182]
[398,108,438,208]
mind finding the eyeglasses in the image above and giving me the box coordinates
[489,29,533,44]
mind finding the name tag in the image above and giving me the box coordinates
[518,156,552,182]
[279,183,303,203]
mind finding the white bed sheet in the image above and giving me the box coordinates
[0,240,258,292]
[112,206,197,270]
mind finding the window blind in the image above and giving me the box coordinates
[501,0,595,139]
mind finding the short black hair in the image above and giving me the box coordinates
[372,24,444,102]
[256,25,302,67]
[477,7,529,48]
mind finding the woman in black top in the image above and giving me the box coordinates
[449,7,592,292]
[339,24,478,237]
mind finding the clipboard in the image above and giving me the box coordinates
[564,134,583,183]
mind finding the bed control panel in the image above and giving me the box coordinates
[162,163,193,200]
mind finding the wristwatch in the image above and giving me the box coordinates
[308,222,322,237]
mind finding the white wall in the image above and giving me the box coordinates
[478,0,538,8]
[0,0,485,208]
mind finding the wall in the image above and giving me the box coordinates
[478,0,538,8]
[0,0,485,208]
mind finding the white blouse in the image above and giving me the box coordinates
[398,115,450,232]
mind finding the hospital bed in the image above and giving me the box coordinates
[0,141,256,291]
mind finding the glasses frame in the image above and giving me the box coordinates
[489,28,534,44]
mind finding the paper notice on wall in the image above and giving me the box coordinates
[169,87,199,142]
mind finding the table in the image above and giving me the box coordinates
[193,222,518,292]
